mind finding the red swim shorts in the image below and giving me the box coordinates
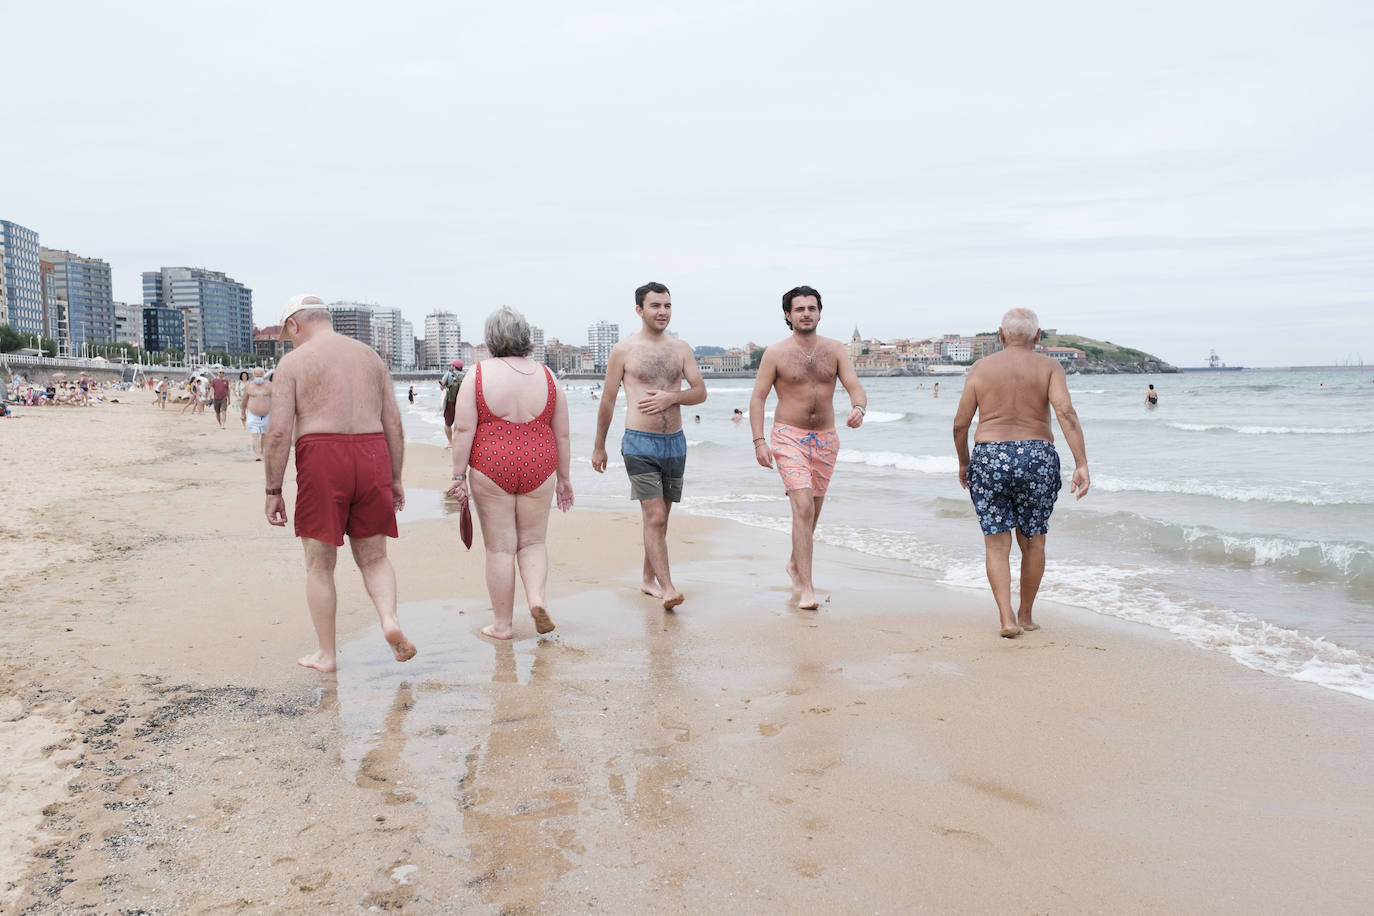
[293,432,399,546]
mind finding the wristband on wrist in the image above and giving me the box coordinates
[452,474,466,481]
[853,405,866,415]
[752,437,766,443]
[265,487,282,496]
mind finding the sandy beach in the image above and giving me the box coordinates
[3,402,1373,914]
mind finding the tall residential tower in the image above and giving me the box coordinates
[0,220,43,337]
[142,267,252,357]
[41,247,115,353]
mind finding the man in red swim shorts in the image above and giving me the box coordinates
[749,286,867,610]
[263,293,417,673]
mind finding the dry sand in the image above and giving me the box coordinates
[3,402,1373,913]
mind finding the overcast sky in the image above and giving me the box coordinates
[5,0,1372,367]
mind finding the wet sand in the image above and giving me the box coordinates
[3,403,1373,913]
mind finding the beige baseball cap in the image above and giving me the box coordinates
[279,293,325,339]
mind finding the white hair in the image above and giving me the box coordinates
[1000,308,1040,343]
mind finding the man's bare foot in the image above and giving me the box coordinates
[640,582,665,599]
[663,593,685,611]
[796,591,820,611]
[530,606,556,635]
[297,650,337,673]
[1018,620,1040,631]
[384,626,417,662]
[480,624,513,640]
[1000,626,1023,638]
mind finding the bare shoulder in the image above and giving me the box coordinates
[822,335,848,356]
[275,349,301,378]
[766,335,793,353]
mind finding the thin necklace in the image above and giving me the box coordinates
[501,357,537,375]
[796,338,819,361]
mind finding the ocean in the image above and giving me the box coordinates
[396,368,1374,701]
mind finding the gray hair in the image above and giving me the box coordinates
[484,306,533,358]
[1000,308,1040,343]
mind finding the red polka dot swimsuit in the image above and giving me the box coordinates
[470,362,559,495]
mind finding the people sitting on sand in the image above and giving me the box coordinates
[953,307,1090,638]
[446,306,574,640]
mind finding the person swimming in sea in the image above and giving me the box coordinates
[1145,384,1158,409]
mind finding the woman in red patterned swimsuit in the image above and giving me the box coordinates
[447,307,574,640]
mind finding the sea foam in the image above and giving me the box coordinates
[938,560,1374,701]
[1093,475,1367,507]
[836,449,957,474]
[1167,422,1374,435]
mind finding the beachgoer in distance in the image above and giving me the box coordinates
[591,281,707,610]
[408,385,415,404]
[241,366,273,461]
[953,307,1090,638]
[749,285,867,610]
[180,378,199,415]
[732,408,743,423]
[440,359,465,447]
[1145,384,1158,409]
[446,307,574,639]
[933,381,940,398]
[156,376,169,410]
[235,371,250,426]
[263,293,416,672]
[209,369,232,429]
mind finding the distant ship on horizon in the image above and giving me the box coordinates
[1180,349,1244,372]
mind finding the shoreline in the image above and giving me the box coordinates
[3,404,1373,911]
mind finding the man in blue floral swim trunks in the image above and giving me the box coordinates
[953,308,1090,638]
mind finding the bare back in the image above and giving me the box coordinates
[762,335,846,429]
[475,358,551,422]
[619,333,689,433]
[277,330,390,437]
[966,348,1059,443]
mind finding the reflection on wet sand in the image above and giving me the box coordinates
[457,641,587,907]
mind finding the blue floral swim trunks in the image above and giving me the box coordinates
[967,439,1063,536]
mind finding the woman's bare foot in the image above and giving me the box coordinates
[640,581,665,599]
[383,626,417,662]
[663,593,685,611]
[297,650,337,673]
[481,624,514,640]
[1000,626,1023,639]
[785,560,801,593]
[530,606,556,635]
[1018,620,1041,631]
[796,591,820,611]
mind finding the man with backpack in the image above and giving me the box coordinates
[440,359,464,447]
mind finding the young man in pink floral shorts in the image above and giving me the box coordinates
[748,286,868,610]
